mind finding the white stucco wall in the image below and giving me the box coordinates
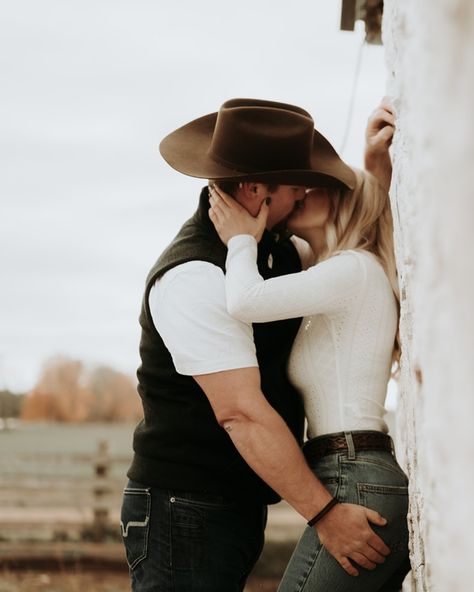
[383,1,474,590]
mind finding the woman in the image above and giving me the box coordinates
[208,157,410,589]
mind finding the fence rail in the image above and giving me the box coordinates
[0,440,128,542]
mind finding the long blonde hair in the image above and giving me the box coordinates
[318,168,401,366]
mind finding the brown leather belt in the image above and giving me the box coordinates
[303,430,393,461]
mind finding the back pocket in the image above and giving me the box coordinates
[357,482,409,552]
[120,485,151,569]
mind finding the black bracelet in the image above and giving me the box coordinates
[307,498,339,527]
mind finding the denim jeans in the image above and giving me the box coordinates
[278,437,410,592]
[120,480,267,591]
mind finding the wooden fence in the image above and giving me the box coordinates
[0,440,129,543]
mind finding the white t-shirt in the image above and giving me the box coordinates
[149,260,258,375]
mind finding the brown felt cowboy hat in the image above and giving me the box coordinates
[159,98,355,189]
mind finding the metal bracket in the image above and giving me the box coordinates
[340,0,384,45]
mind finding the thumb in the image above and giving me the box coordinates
[366,508,388,526]
[257,196,270,223]
[252,197,270,241]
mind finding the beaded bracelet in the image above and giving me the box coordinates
[307,498,340,527]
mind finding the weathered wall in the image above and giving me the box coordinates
[383,1,474,590]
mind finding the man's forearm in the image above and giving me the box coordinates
[223,399,333,520]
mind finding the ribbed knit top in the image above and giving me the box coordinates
[225,235,398,438]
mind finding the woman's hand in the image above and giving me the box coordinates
[365,97,395,154]
[364,97,395,191]
[208,184,269,245]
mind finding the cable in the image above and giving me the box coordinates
[339,37,366,156]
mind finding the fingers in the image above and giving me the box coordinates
[360,543,387,564]
[367,533,391,558]
[365,509,391,557]
[368,107,395,129]
[208,187,229,235]
[209,187,232,229]
[211,184,232,207]
[378,107,395,125]
[366,116,395,153]
[380,95,395,114]
[336,541,388,577]
[366,508,388,528]
[336,543,386,577]
[208,196,225,222]
[210,184,244,212]
[374,125,394,144]
[208,206,221,229]
[209,186,229,212]
[351,552,377,570]
[257,197,270,221]
[338,556,359,577]
[253,198,270,241]
[209,192,222,210]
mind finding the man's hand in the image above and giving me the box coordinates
[364,97,395,192]
[316,502,390,577]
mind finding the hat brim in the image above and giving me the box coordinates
[160,112,355,190]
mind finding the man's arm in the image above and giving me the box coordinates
[194,367,391,577]
[364,97,395,192]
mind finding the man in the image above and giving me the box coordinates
[121,98,394,591]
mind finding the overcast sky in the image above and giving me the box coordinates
[1,0,387,392]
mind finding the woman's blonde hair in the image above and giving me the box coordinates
[318,168,401,367]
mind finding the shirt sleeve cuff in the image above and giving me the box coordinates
[227,235,257,251]
[175,356,259,376]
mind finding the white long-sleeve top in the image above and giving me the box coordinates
[225,235,398,438]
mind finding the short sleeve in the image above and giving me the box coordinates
[149,261,258,375]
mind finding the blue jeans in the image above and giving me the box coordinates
[120,481,267,591]
[278,437,410,592]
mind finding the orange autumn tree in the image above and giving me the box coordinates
[21,356,142,422]
[88,365,143,421]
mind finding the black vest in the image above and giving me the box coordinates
[127,188,304,504]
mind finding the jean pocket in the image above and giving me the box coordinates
[171,492,235,511]
[120,485,151,570]
[357,482,409,553]
[350,456,409,483]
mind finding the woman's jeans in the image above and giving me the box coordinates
[278,438,410,592]
[120,481,267,592]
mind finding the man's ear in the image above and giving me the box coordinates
[241,182,267,201]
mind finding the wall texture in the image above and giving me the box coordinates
[383,1,474,590]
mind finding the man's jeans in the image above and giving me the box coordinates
[120,481,267,591]
[278,443,410,592]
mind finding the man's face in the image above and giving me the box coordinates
[265,185,306,229]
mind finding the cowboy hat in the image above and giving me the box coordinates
[159,98,355,189]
